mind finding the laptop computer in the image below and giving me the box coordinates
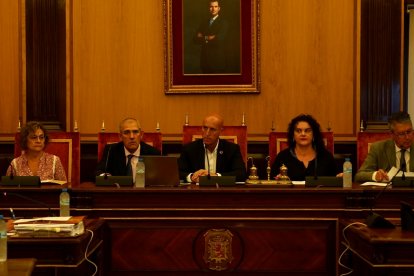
[1,176,41,187]
[199,175,236,187]
[305,176,342,187]
[141,156,180,187]
[95,175,133,187]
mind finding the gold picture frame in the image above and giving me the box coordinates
[164,0,260,94]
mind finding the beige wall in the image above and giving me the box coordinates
[0,0,357,140]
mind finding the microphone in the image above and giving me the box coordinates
[401,163,406,181]
[104,144,112,180]
[3,191,54,217]
[313,155,318,180]
[365,168,401,228]
[204,144,211,180]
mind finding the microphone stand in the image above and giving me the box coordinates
[365,168,401,228]
[104,145,112,180]
[3,192,54,217]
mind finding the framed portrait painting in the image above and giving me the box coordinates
[164,0,260,94]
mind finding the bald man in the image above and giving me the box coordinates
[178,114,246,183]
[96,117,160,176]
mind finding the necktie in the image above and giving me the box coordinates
[126,154,134,176]
[400,149,406,172]
[209,18,214,26]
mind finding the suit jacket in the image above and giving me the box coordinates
[96,141,160,176]
[178,139,246,182]
[355,139,414,182]
[195,15,229,73]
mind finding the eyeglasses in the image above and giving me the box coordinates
[294,128,313,135]
[29,135,45,141]
[122,129,140,135]
[393,129,413,138]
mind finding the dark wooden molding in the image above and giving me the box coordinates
[360,0,402,129]
[25,0,66,130]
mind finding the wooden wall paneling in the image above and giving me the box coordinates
[0,0,358,139]
[360,0,402,130]
[71,0,356,138]
[0,0,21,132]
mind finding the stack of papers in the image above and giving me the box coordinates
[13,216,85,237]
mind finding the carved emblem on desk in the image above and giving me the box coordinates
[203,229,234,271]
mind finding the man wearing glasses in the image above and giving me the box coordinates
[355,111,414,182]
[178,114,246,183]
[96,118,160,176]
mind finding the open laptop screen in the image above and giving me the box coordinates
[141,156,180,187]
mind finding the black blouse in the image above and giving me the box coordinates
[270,148,338,181]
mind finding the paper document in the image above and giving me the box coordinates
[360,182,388,187]
[14,217,71,224]
[41,179,67,185]
[13,216,85,237]
[360,166,403,187]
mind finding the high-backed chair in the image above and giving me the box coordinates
[182,125,248,164]
[97,131,163,161]
[268,132,334,165]
[357,132,391,169]
[14,132,81,186]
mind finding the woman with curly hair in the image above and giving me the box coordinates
[271,114,338,181]
[7,121,67,182]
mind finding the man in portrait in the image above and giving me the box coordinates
[184,0,240,74]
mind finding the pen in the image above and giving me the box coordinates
[10,207,16,220]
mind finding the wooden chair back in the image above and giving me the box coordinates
[182,125,248,164]
[14,132,81,185]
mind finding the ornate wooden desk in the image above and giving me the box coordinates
[340,219,414,276]
[7,219,107,276]
[1,183,414,275]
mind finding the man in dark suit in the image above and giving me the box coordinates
[178,114,246,183]
[194,0,229,73]
[96,118,160,176]
[355,111,414,182]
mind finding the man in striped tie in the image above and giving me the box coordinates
[355,111,414,182]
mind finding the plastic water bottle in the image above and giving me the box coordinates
[343,158,352,188]
[135,157,145,188]
[0,215,7,262]
[59,188,70,217]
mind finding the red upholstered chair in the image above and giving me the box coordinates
[268,132,334,165]
[182,125,248,164]
[357,132,391,169]
[14,132,81,186]
[97,131,163,161]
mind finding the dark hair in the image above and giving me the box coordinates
[20,121,49,150]
[388,111,412,131]
[286,114,325,152]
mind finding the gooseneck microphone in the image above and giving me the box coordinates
[3,191,54,217]
[401,163,406,181]
[204,144,211,180]
[365,168,402,228]
[313,154,318,180]
[104,144,113,180]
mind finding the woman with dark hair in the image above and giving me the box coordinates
[7,121,67,181]
[270,114,337,181]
